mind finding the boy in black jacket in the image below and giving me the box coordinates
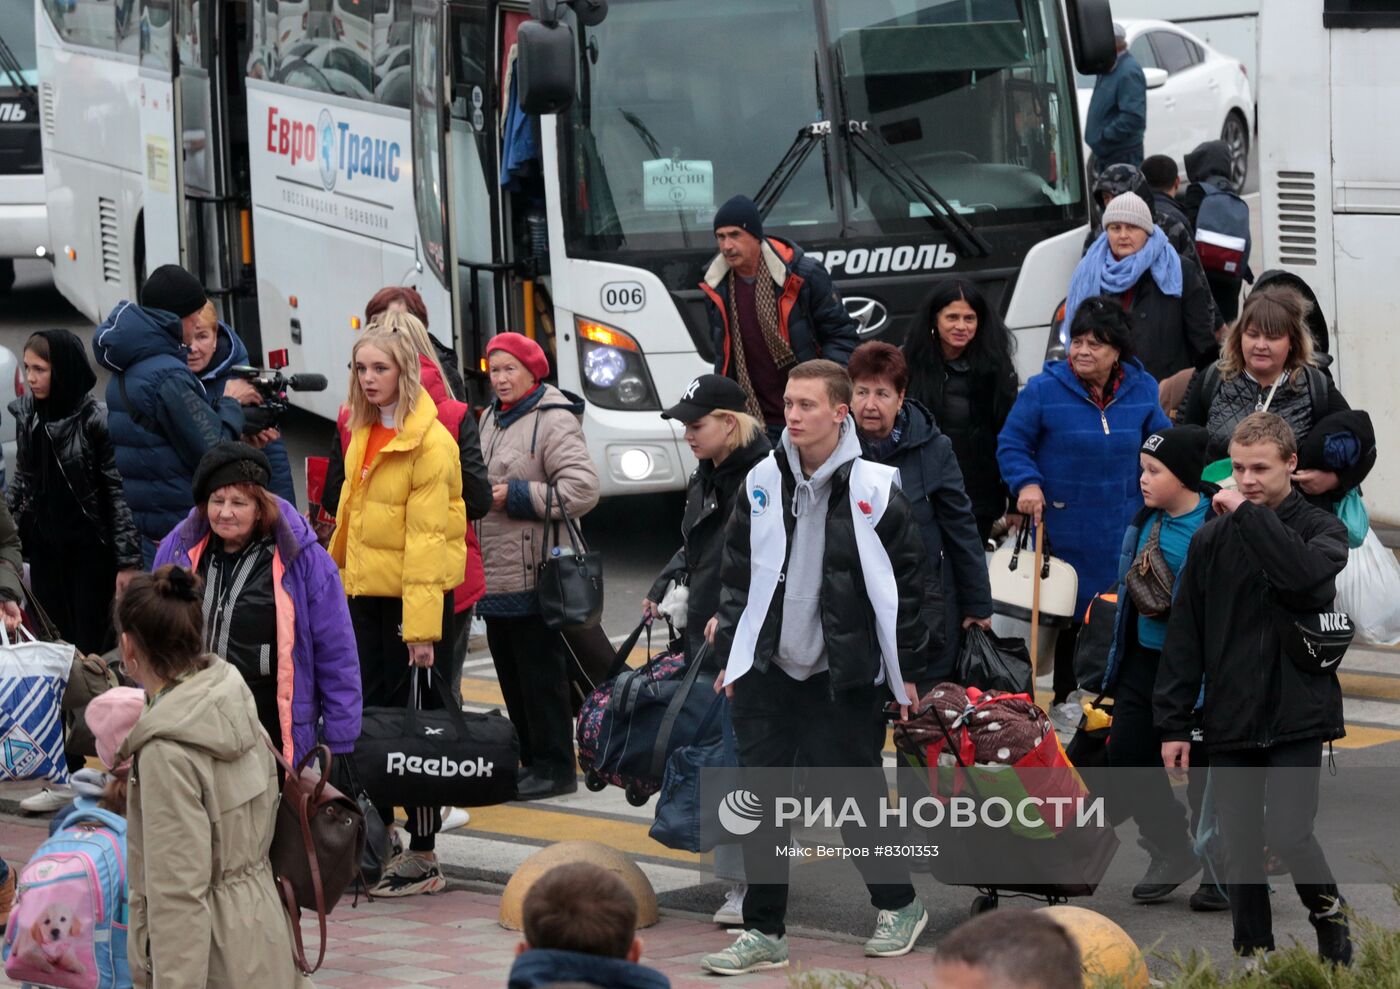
[1156,412,1352,966]
[701,360,929,974]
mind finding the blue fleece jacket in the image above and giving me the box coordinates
[996,359,1170,620]
[1085,51,1147,159]
[92,301,246,549]
[197,321,298,505]
[508,949,670,989]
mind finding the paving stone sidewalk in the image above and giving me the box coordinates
[0,816,935,988]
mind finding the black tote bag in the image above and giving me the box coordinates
[353,669,520,808]
[536,483,604,630]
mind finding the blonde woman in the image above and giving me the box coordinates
[1179,285,1350,465]
[643,374,769,928]
[329,324,465,896]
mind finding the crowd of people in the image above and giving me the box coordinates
[0,151,1372,979]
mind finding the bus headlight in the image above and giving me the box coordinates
[575,317,661,411]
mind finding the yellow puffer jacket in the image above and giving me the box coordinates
[330,391,466,642]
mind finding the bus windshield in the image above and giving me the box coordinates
[0,2,37,85]
[561,0,1082,256]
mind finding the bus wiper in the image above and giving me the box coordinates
[754,121,832,219]
[844,120,991,258]
[0,34,37,108]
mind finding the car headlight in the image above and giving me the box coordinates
[575,318,661,411]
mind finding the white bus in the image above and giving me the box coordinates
[1257,0,1399,521]
[38,0,1113,495]
[1,1,46,292]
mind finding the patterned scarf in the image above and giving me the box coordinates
[727,260,796,420]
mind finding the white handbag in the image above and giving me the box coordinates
[989,518,1078,626]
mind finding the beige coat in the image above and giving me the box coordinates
[477,384,600,600]
[119,656,309,989]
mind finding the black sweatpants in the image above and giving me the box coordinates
[1107,640,1207,858]
[1211,738,1340,954]
[485,615,575,783]
[730,664,916,938]
[349,593,453,852]
[30,538,117,655]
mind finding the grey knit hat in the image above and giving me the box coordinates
[1102,191,1154,233]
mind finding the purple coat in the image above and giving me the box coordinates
[155,497,362,763]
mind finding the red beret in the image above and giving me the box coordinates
[485,332,550,382]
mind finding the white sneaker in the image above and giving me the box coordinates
[1050,700,1083,739]
[20,785,74,814]
[440,807,471,831]
[713,883,746,926]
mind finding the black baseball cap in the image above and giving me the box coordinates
[661,374,749,422]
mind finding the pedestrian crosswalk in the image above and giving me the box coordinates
[430,640,1400,894]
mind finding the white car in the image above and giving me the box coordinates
[1077,19,1254,187]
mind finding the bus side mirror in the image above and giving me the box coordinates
[1065,0,1116,76]
[517,19,576,115]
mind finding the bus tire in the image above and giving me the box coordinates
[0,259,14,294]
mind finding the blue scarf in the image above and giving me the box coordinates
[1062,227,1182,348]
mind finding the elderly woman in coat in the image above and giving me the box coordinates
[477,332,600,802]
[997,298,1170,718]
[1063,192,1218,383]
[117,567,309,989]
[155,442,362,766]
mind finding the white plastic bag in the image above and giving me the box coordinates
[0,625,73,783]
[1334,529,1400,646]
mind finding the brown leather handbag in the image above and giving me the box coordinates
[266,741,366,974]
[1124,517,1175,619]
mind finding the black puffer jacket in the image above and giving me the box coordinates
[907,357,1018,531]
[1155,493,1348,752]
[7,394,142,570]
[712,444,928,694]
[649,432,772,667]
[859,401,988,682]
[1178,363,1350,462]
[1115,264,1220,381]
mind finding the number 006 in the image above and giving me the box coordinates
[601,282,646,313]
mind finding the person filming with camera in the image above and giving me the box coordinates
[93,264,266,565]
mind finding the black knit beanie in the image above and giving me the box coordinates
[713,195,764,242]
[141,264,208,319]
[1141,425,1210,492]
[192,442,273,504]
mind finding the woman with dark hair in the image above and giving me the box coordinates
[997,297,1170,714]
[904,280,1019,543]
[116,566,309,988]
[9,330,141,652]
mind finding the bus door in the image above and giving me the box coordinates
[141,0,259,349]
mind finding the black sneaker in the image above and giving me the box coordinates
[1188,880,1229,912]
[1310,898,1353,966]
[1132,850,1202,902]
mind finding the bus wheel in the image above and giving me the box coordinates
[0,259,14,294]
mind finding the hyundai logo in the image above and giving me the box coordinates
[845,297,889,337]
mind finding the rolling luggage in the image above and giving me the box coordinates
[894,683,1117,915]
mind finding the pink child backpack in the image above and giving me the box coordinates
[2,804,130,989]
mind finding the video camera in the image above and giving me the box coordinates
[230,348,328,434]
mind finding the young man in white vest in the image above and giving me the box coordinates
[700,359,930,975]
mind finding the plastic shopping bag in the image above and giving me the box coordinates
[1335,529,1400,646]
[0,626,73,783]
[955,626,1034,699]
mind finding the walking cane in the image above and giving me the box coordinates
[1029,519,1045,675]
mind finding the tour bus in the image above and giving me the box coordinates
[0,2,45,293]
[1257,0,1399,522]
[38,0,1112,495]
